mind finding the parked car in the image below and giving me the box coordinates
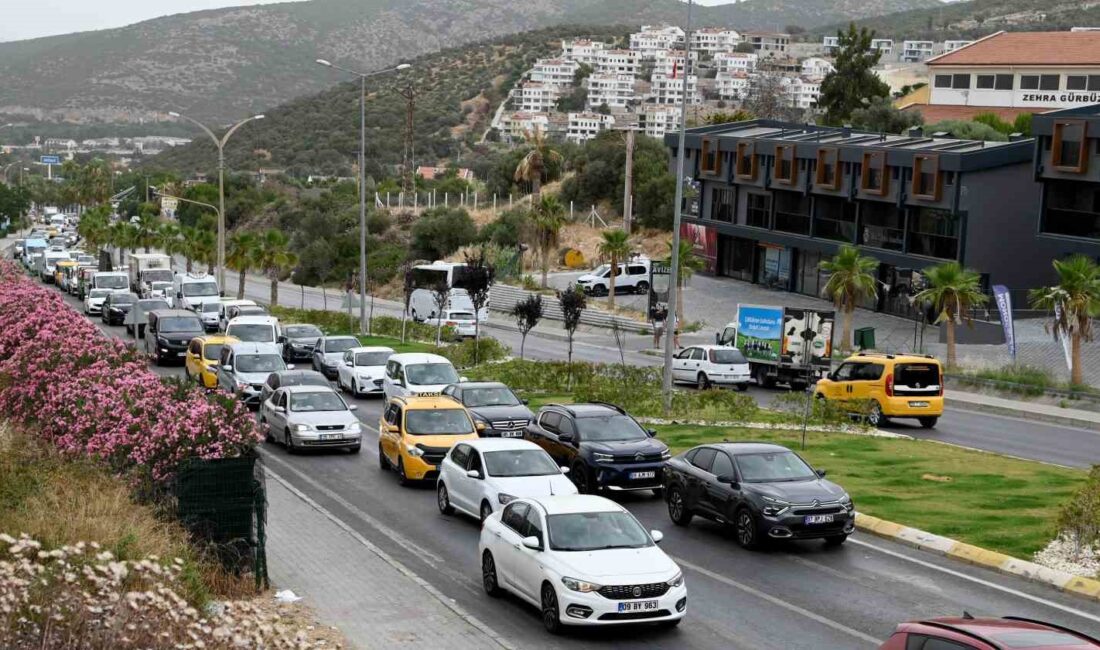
[381,352,463,400]
[525,403,668,495]
[280,323,324,362]
[260,369,330,405]
[442,382,534,438]
[336,346,394,397]
[576,258,651,296]
[184,335,239,389]
[225,315,280,345]
[664,442,854,549]
[259,385,361,454]
[311,335,361,379]
[144,309,206,366]
[83,287,116,315]
[479,494,685,634]
[216,342,288,409]
[878,616,1100,649]
[814,352,944,428]
[145,281,175,306]
[101,292,138,326]
[126,298,170,337]
[671,345,751,391]
[437,309,477,338]
[437,438,576,523]
[378,395,482,485]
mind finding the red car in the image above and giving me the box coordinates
[880,616,1100,649]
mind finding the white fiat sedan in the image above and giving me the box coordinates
[479,494,686,634]
[436,439,576,522]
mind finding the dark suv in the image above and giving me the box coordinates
[523,402,669,495]
[663,442,854,549]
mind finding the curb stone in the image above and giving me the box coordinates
[946,396,1100,433]
[854,513,1100,603]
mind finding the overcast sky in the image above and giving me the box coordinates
[1,0,740,43]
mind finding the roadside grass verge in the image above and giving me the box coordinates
[951,364,1099,399]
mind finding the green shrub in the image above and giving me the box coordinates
[769,392,868,426]
[433,336,510,369]
[1058,464,1100,548]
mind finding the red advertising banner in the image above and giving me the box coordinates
[680,222,716,274]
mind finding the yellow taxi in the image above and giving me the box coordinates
[184,335,239,389]
[378,395,483,485]
[814,352,944,428]
[54,259,78,287]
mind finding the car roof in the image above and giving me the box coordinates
[395,395,467,410]
[322,335,359,341]
[709,442,792,455]
[900,617,1100,649]
[219,298,255,307]
[689,344,744,351]
[199,335,239,345]
[450,381,508,390]
[842,352,942,364]
[348,346,395,354]
[282,323,322,330]
[526,494,625,515]
[149,309,200,318]
[466,438,542,452]
[282,384,339,395]
[544,402,624,417]
[226,342,281,355]
[273,369,326,380]
[227,315,278,325]
[390,352,452,364]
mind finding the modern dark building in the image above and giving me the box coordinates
[666,117,1100,318]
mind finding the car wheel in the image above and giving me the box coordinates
[919,416,938,429]
[482,551,501,597]
[348,445,361,454]
[824,534,848,547]
[735,507,760,550]
[480,501,493,523]
[571,462,592,494]
[541,583,562,635]
[285,428,297,454]
[867,402,885,427]
[378,443,389,469]
[697,372,712,390]
[636,280,649,295]
[736,383,749,392]
[352,380,359,397]
[667,487,693,526]
[592,284,608,297]
[437,482,454,515]
[397,458,411,486]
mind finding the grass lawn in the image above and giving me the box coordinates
[355,335,434,354]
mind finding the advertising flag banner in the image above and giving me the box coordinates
[992,285,1015,359]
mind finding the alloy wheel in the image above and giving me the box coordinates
[736,509,756,549]
[437,483,453,515]
[541,584,561,634]
[482,552,500,597]
[668,488,691,526]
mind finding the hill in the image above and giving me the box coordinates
[814,0,1100,40]
[0,0,939,125]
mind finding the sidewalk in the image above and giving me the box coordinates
[265,471,508,650]
[948,389,1100,432]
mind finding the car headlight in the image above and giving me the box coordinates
[666,572,684,588]
[593,452,614,464]
[497,493,516,505]
[660,450,671,461]
[346,422,361,433]
[761,495,791,516]
[405,445,424,457]
[358,375,373,383]
[561,576,601,593]
[293,424,313,432]
[839,493,854,512]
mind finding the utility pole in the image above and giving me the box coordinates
[622,127,635,232]
[395,84,418,197]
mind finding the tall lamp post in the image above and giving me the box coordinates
[166,111,264,289]
[316,59,410,334]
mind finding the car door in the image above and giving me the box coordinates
[337,350,352,388]
[685,447,717,514]
[526,411,558,457]
[312,339,325,372]
[849,362,885,404]
[628,264,648,293]
[185,339,202,378]
[495,502,530,592]
[555,416,580,468]
[511,506,547,601]
[217,349,234,392]
[268,389,290,438]
[261,373,279,404]
[704,450,738,520]
[671,348,692,381]
[821,362,857,402]
[383,404,404,465]
[445,444,473,512]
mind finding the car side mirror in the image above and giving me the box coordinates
[466,469,482,480]
[521,398,529,405]
[558,432,574,444]
[475,421,487,432]
[345,361,353,367]
[816,469,827,478]
[521,536,541,550]
[647,428,658,437]
[460,376,468,383]
[714,332,720,344]
[650,530,664,544]
[277,405,286,413]
[222,365,233,372]
[716,474,736,485]
[278,335,287,343]
[349,404,358,412]
[386,424,400,433]
[559,466,569,474]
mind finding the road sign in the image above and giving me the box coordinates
[40,155,60,165]
[160,197,178,213]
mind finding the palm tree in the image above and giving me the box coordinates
[227,231,258,300]
[1029,255,1100,385]
[109,221,137,268]
[158,222,185,268]
[819,245,879,351]
[188,227,217,275]
[665,240,705,328]
[513,130,563,207]
[597,228,631,310]
[132,211,161,253]
[914,262,988,368]
[532,195,566,288]
[77,207,111,257]
[252,229,298,307]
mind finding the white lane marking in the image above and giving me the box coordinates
[849,537,1100,625]
[671,556,882,647]
[266,469,515,650]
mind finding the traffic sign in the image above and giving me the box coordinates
[160,197,178,213]
[40,155,60,165]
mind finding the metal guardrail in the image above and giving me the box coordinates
[489,284,654,334]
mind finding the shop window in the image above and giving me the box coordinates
[976,75,994,89]
[979,74,1013,90]
[1040,75,1060,91]
[861,151,889,196]
[701,137,722,176]
[773,144,797,184]
[814,147,840,190]
[711,187,734,223]
[1020,75,1039,90]
[745,193,770,228]
[912,154,942,201]
[735,142,758,180]
[951,74,970,89]
[1053,120,1088,173]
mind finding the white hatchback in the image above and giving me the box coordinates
[336,346,394,397]
[437,439,576,523]
[671,345,751,391]
[479,494,685,634]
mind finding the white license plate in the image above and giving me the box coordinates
[909,401,929,408]
[320,433,342,441]
[805,515,834,525]
[630,471,656,480]
[617,600,658,613]
[176,352,185,357]
[500,431,523,438]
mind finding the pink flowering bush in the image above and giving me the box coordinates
[0,263,261,483]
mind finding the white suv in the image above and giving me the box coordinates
[576,259,650,297]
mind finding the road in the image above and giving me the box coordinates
[50,280,1100,650]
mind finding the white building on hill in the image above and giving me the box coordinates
[715,51,758,74]
[586,73,635,110]
[715,71,750,100]
[902,40,935,62]
[530,58,579,87]
[691,28,741,54]
[501,111,550,139]
[781,76,821,110]
[567,112,615,144]
[518,82,561,112]
[595,49,640,76]
[561,38,607,65]
[630,25,686,59]
[654,49,699,77]
[801,57,835,79]
[641,105,682,138]
[651,73,701,105]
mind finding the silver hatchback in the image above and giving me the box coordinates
[259,385,362,454]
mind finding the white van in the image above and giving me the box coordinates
[225,315,281,345]
[382,353,464,400]
[173,273,221,311]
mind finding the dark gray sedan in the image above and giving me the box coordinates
[441,381,534,438]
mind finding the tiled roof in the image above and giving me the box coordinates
[928,31,1100,66]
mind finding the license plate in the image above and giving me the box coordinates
[501,431,523,438]
[909,401,929,408]
[805,515,834,525]
[630,471,656,480]
[320,434,342,441]
[617,600,658,613]
[176,352,185,357]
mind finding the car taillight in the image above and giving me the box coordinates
[885,373,894,397]
[938,370,944,396]
[445,321,457,327]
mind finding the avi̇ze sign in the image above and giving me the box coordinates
[680,223,716,273]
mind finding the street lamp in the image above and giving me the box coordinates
[166,111,264,290]
[316,58,411,334]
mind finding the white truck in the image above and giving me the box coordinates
[128,253,174,295]
[716,304,836,390]
[173,273,222,311]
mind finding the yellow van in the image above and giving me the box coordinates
[185,335,239,389]
[814,352,944,428]
[378,395,483,485]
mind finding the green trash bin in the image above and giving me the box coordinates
[854,327,875,351]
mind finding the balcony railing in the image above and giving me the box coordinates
[907,232,959,260]
[774,211,811,235]
[815,217,857,243]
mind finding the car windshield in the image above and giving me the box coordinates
[151,282,172,291]
[484,450,559,477]
[736,451,817,483]
[463,387,520,407]
[710,349,748,364]
[290,392,346,412]
[324,338,358,353]
[447,312,475,321]
[547,511,652,551]
[592,264,611,278]
[159,317,203,334]
[139,300,169,312]
[227,324,275,343]
[404,409,473,435]
[110,293,137,305]
[236,307,267,317]
[574,415,648,442]
[202,343,225,361]
[96,276,127,289]
[183,282,219,297]
[405,363,459,386]
[286,325,322,339]
[355,352,390,366]
[281,373,329,387]
[235,354,284,373]
[89,289,112,299]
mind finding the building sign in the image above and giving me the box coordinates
[647,262,670,322]
[40,155,60,165]
[160,197,178,214]
[679,222,717,274]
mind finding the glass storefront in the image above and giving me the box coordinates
[717,234,755,282]
[859,201,905,251]
[907,207,960,259]
[756,245,791,288]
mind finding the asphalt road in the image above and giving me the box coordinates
[48,279,1100,650]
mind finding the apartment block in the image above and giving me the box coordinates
[629,25,686,59]
[595,49,640,76]
[715,71,750,100]
[744,31,790,57]
[715,51,758,75]
[651,73,701,105]
[517,82,561,113]
[567,112,615,144]
[561,38,608,65]
[654,49,699,78]
[691,28,741,54]
[586,73,635,110]
[800,57,835,80]
[530,58,579,88]
[642,105,682,139]
[902,40,935,62]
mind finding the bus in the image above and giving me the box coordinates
[406,261,490,323]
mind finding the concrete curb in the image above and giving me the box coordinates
[854,513,1100,602]
[945,396,1100,433]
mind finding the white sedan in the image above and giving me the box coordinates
[671,345,751,390]
[479,494,686,634]
[83,287,116,315]
[336,346,394,397]
[436,439,576,522]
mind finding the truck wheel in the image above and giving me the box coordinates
[790,380,808,392]
[755,366,774,389]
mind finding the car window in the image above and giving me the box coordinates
[692,447,717,472]
[573,414,648,442]
[629,265,647,276]
[502,502,529,533]
[683,448,698,464]
[711,452,735,478]
[189,340,201,355]
[710,349,748,364]
[484,450,560,477]
[520,508,543,544]
[266,375,277,388]
[203,343,225,362]
[540,412,561,433]
[735,451,817,482]
[404,409,474,435]
[355,352,391,366]
[450,444,470,468]
[468,450,483,474]
[906,636,976,650]
[559,417,575,436]
[896,363,940,387]
[833,363,857,381]
[855,363,884,381]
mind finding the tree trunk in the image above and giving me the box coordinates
[322,286,328,311]
[608,254,617,311]
[841,307,853,352]
[185,257,193,273]
[270,273,279,308]
[541,243,551,288]
[237,266,247,300]
[520,333,527,360]
[945,319,957,368]
[531,175,541,207]
[1071,332,1084,385]
[567,334,573,388]
[676,276,685,328]
[207,259,214,275]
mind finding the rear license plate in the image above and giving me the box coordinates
[320,434,342,441]
[500,431,523,438]
[630,471,656,480]
[909,401,929,408]
[617,600,658,613]
[805,515,834,525]
[176,352,185,357]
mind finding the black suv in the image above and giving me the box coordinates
[524,402,669,495]
[663,442,854,550]
[101,292,138,326]
[442,382,534,438]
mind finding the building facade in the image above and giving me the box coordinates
[501,111,550,139]
[715,72,750,100]
[642,106,681,139]
[561,39,607,65]
[651,74,701,105]
[587,73,635,110]
[517,82,561,113]
[654,49,699,78]
[901,40,935,62]
[801,57,835,79]
[567,112,615,144]
[630,25,686,59]
[870,39,894,55]
[744,32,790,57]
[595,49,640,76]
[691,28,741,54]
[530,58,579,88]
[715,51,758,75]
[1030,106,1100,258]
